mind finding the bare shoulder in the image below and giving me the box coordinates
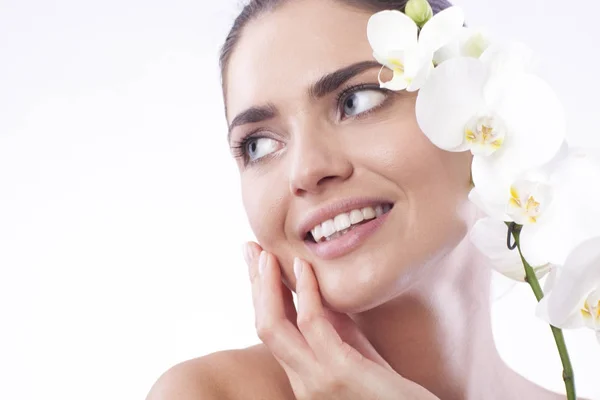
[145,343,295,400]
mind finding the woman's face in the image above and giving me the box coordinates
[225,0,473,313]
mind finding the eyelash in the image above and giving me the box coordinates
[230,129,268,163]
[231,83,391,165]
[335,83,390,121]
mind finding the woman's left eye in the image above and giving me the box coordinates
[341,89,387,118]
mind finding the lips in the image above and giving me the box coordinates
[297,197,395,241]
[305,203,393,243]
[303,205,394,260]
[297,197,396,260]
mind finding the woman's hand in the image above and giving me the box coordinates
[243,241,440,400]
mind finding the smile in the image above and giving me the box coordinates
[307,204,393,242]
[303,202,394,260]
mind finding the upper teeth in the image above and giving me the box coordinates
[310,204,391,242]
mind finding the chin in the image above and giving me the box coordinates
[314,254,416,314]
[313,230,466,315]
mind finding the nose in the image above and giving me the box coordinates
[288,126,353,196]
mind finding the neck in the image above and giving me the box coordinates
[349,232,553,400]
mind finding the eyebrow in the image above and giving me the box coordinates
[227,60,382,142]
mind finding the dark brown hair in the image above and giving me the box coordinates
[219,0,453,100]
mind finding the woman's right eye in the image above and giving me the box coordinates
[245,137,281,162]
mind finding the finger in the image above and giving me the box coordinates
[244,241,263,281]
[294,258,348,365]
[254,251,316,376]
[245,243,267,350]
[259,250,299,329]
[322,308,394,371]
[243,244,307,393]
[280,278,299,330]
[245,242,264,316]
[245,244,297,327]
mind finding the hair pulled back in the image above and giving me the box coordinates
[219,0,453,105]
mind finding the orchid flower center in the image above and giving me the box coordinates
[581,290,600,330]
[389,58,405,74]
[507,181,552,225]
[464,114,507,156]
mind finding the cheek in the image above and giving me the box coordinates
[399,144,473,258]
[241,169,289,249]
[359,117,473,246]
[241,169,298,288]
[367,116,471,200]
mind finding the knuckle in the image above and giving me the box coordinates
[296,312,322,331]
[318,370,346,394]
[299,366,348,398]
[340,341,361,361]
[340,341,364,365]
[329,341,362,373]
[248,265,259,282]
[293,388,309,400]
[255,319,281,342]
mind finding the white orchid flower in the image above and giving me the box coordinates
[469,147,600,267]
[467,141,568,224]
[470,217,552,281]
[536,237,600,343]
[517,149,600,267]
[416,44,566,218]
[367,6,465,91]
[433,27,492,64]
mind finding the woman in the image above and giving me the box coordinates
[147,0,570,398]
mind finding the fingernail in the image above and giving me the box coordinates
[242,243,252,266]
[259,251,267,275]
[293,257,302,281]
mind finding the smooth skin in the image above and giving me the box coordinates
[147,0,573,399]
[244,243,440,399]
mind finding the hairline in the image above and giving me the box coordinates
[219,0,407,119]
[220,0,453,119]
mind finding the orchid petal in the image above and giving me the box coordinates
[480,43,533,106]
[471,155,514,208]
[415,57,486,151]
[543,237,600,328]
[471,217,533,281]
[543,267,558,293]
[474,142,566,228]
[487,73,566,175]
[519,223,552,267]
[374,49,409,74]
[460,28,491,58]
[418,6,465,52]
[378,66,408,91]
[480,43,532,104]
[506,179,553,226]
[432,40,459,65]
[480,42,534,82]
[582,289,600,331]
[367,10,418,56]
[404,46,434,91]
[433,27,490,65]
[406,61,433,92]
[468,187,511,222]
[521,151,600,265]
[403,45,430,76]
[373,51,392,69]
[537,295,585,329]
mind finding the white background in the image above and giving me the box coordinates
[1,0,599,399]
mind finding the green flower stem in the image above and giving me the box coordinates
[509,224,576,400]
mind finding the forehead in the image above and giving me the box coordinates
[225,0,376,121]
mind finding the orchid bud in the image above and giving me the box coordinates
[462,31,491,59]
[405,0,433,28]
